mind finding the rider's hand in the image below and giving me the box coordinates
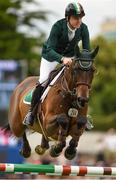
[61,57,72,65]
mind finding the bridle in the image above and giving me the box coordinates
[61,75,76,96]
[61,60,93,96]
[59,45,99,107]
[76,82,91,89]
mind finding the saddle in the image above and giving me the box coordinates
[23,65,64,105]
[42,65,64,91]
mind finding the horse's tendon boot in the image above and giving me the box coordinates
[85,115,94,131]
[57,114,69,130]
[77,115,87,129]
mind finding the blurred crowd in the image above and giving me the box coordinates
[0,127,116,180]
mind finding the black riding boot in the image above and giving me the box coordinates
[23,83,44,126]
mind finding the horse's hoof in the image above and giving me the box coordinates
[35,145,46,155]
[19,149,31,158]
[49,145,61,158]
[64,147,77,160]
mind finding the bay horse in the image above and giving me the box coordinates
[5,45,99,160]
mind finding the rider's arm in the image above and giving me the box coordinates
[61,57,72,65]
[81,23,90,50]
[42,21,63,63]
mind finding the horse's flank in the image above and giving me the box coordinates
[8,76,38,136]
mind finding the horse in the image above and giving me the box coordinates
[4,44,99,160]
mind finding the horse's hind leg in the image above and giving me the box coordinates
[20,132,31,158]
[50,114,69,157]
[35,135,49,155]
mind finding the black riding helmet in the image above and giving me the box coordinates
[65,2,85,18]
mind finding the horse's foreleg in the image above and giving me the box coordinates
[57,114,69,148]
[50,114,69,157]
[64,116,86,160]
[35,135,49,155]
[64,136,78,160]
[20,132,31,158]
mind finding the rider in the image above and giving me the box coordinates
[23,2,93,130]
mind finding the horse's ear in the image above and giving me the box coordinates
[74,44,81,57]
[91,46,99,59]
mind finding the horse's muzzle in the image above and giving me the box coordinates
[77,97,89,108]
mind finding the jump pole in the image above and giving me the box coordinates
[0,163,116,177]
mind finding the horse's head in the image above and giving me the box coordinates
[70,45,99,108]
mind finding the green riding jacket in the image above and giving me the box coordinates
[42,18,90,63]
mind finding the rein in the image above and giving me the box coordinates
[61,67,91,97]
[61,72,76,96]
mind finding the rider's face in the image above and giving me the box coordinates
[68,16,82,29]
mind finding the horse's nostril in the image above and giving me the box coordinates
[77,97,86,107]
[78,97,89,104]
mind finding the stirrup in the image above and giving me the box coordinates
[85,115,94,131]
[23,111,34,126]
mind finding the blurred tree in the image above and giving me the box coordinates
[0,0,49,75]
[90,36,116,131]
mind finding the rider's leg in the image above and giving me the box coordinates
[39,58,58,84]
[23,83,44,126]
[23,58,58,126]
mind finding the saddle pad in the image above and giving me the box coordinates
[23,88,34,105]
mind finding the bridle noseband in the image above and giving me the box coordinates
[76,82,91,90]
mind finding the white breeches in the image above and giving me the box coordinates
[39,57,59,84]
